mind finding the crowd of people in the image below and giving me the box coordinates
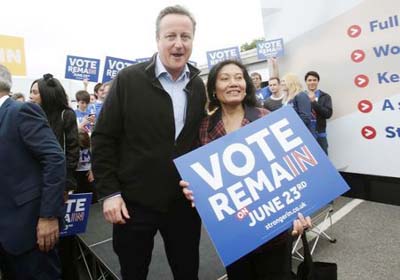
[0,4,334,280]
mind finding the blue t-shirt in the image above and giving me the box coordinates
[255,87,272,104]
[75,104,96,131]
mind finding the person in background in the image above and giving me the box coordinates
[29,74,80,280]
[180,60,311,280]
[91,5,206,280]
[93,82,103,99]
[76,129,97,202]
[305,71,332,154]
[94,81,111,118]
[263,76,284,112]
[11,92,25,102]
[281,73,313,133]
[251,72,271,106]
[0,64,66,279]
[75,90,96,133]
[90,93,97,104]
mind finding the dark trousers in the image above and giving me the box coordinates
[317,137,328,155]
[113,200,201,280]
[226,234,292,280]
[76,171,98,203]
[0,243,61,280]
[58,236,80,280]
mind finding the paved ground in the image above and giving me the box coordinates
[74,196,400,280]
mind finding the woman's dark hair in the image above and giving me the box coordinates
[207,59,257,112]
[30,73,69,127]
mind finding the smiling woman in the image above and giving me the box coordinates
[181,59,312,280]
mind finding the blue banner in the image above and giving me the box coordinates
[102,56,136,83]
[256,38,284,60]
[135,57,151,63]
[174,106,349,266]
[65,55,100,82]
[189,60,198,67]
[206,46,241,69]
[60,193,92,237]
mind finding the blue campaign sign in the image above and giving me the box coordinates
[135,57,151,63]
[206,46,241,69]
[189,60,198,67]
[60,193,92,237]
[102,56,136,83]
[174,106,349,266]
[256,38,284,60]
[65,55,100,82]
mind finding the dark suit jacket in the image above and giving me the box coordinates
[92,55,206,212]
[0,98,66,255]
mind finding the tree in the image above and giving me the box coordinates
[240,38,265,52]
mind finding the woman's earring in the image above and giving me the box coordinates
[213,92,216,99]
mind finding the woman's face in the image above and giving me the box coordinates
[215,64,247,107]
[29,82,42,105]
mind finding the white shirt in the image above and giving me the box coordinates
[0,95,9,108]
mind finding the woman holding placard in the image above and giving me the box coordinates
[181,60,311,280]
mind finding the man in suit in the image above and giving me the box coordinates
[92,5,206,280]
[0,64,66,279]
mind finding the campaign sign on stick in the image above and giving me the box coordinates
[65,55,100,82]
[102,56,136,83]
[60,193,92,237]
[206,46,241,69]
[174,106,349,266]
[256,38,284,60]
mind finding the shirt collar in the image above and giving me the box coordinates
[0,95,9,108]
[155,53,190,81]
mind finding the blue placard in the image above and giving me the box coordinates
[256,38,284,60]
[60,193,92,237]
[174,106,349,266]
[188,60,198,67]
[65,55,100,82]
[206,46,241,69]
[102,56,136,83]
[135,57,151,63]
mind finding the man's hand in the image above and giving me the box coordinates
[83,78,89,90]
[37,217,59,252]
[103,196,130,224]
[308,91,317,102]
[179,180,195,208]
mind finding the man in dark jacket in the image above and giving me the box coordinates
[305,71,333,154]
[91,5,206,280]
[0,64,66,279]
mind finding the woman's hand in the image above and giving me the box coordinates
[179,180,195,208]
[292,213,312,236]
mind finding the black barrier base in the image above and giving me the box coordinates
[77,204,226,280]
[341,172,400,206]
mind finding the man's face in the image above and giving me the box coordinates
[268,79,280,95]
[306,75,319,92]
[251,74,262,89]
[97,85,109,101]
[157,14,194,80]
[96,86,105,101]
